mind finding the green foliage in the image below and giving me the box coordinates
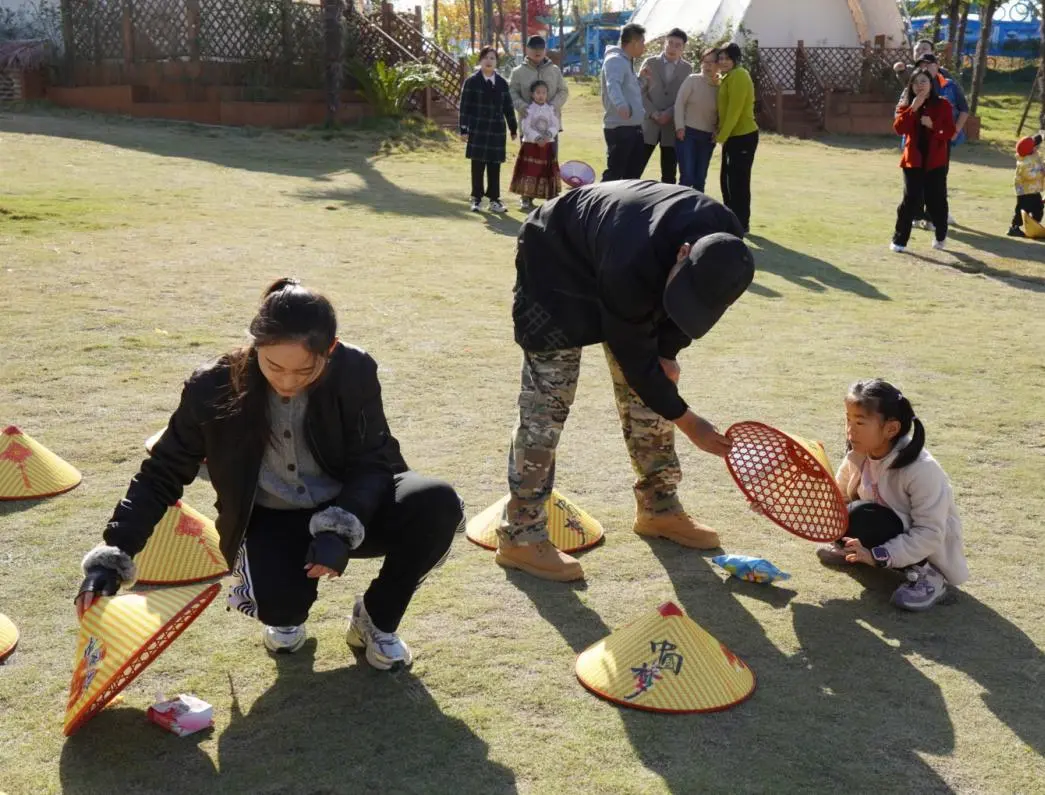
[347,60,442,117]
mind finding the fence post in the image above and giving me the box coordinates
[415,4,422,32]
[121,1,134,67]
[323,0,344,127]
[281,0,293,76]
[187,0,201,62]
[775,86,783,133]
[60,0,75,75]
[382,2,393,35]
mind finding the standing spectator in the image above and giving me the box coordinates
[638,27,692,184]
[460,46,518,213]
[601,23,647,182]
[914,54,968,227]
[674,48,720,192]
[509,35,569,154]
[510,80,561,212]
[890,68,956,253]
[716,42,759,233]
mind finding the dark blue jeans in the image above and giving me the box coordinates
[676,127,715,192]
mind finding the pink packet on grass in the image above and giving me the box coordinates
[147,694,213,737]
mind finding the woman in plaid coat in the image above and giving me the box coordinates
[460,46,518,213]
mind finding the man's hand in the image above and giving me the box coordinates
[674,410,732,457]
[617,105,631,120]
[657,111,672,125]
[676,128,685,141]
[304,563,341,579]
[659,357,681,384]
[842,537,874,566]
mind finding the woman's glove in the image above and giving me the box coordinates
[305,507,365,577]
[75,545,137,617]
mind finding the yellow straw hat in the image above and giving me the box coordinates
[64,582,220,736]
[575,601,756,713]
[0,613,19,663]
[725,421,848,542]
[0,426,81,501]
[466,490,604,553]
[133,500,229,585]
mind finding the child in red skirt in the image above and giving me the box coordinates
[511,80,561,212]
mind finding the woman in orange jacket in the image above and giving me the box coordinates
[890,68,956,253]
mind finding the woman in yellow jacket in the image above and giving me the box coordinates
[716,43,759,233]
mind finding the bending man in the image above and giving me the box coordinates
[497,180,755,582]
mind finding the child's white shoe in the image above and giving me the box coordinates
[889,243,906,253]
[932,239,946,251]
[489,199,508,214]
[469,198,482,212]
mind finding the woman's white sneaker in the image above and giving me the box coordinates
[263,625,307,654]
[932,239,946,251]
[890,243,906,253]
[346,596,414,671]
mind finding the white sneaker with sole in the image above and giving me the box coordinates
[890,243,906,253]
[932,239,946,251]
[263,625,307,654]
[488,199,508,214]
[346,595,414,670]
[469,198,481,212]
[948,213,956,226]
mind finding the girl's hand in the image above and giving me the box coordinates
[304,563,340,580]
[921,115,934,129]
[676,128,685,141]
[910,94,926,110]
[842,537,874,566]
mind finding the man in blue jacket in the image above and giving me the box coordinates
[601,23,648,181]
[497,180,755,582]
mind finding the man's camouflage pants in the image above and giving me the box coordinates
[499,345,683,546]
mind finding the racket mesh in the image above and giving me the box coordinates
[726,422,848,542]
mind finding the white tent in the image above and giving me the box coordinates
[630,0,907,48]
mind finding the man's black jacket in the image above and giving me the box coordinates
[512,179,745,420]
[103,343,407,566]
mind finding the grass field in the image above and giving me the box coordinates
[1,84,1044,794]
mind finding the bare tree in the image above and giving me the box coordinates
[954,1,971,82]
[946,0,961,69]
[521,0,527,48]
[969,0,1001,115]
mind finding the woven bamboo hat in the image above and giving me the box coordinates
[466,489,604,553]
[0,425,81,500]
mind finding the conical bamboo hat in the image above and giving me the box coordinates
[0,613,19,663]
[466,490,604,553]
[576,602,756,714]
[1022,211,1045,240]
[725,421,848,542]
[64,582,220,736]
[133,500,229,586]
[0,426,81,501]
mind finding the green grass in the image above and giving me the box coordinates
[1,83,1044,794]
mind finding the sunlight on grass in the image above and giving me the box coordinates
[0,82,1043,794]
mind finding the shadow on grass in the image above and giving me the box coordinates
[0,108,470,221]
[747,235,891,300]
[905,228,1045,293]
[513,543,957,792]
[58,640,516,795]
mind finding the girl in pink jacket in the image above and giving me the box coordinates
[818,379,968,611]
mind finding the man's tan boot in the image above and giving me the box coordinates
[495,540,585,582]
[633,511,721,550]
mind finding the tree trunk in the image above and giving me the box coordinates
[483,0,494,45]
[1039,1,1044,128]
[469,0,476,51]
[930,8,943,43]
[557,0,563,58]
[323,0,344,128]
[945,0,961,69]
[433,0,438,41]
[954,1,971,83]
[969,0,999,115]
[496,0,505,52]
[520,0,527,51]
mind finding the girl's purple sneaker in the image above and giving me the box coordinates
[891,563,948,611]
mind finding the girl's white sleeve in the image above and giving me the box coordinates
[882,462,951,567]
[835,456,855,500]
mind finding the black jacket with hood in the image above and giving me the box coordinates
[512,179,745,420]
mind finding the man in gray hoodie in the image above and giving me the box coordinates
[601,23,647,182]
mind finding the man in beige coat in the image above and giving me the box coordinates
[509,36,569,130]
[639,28,692,184]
